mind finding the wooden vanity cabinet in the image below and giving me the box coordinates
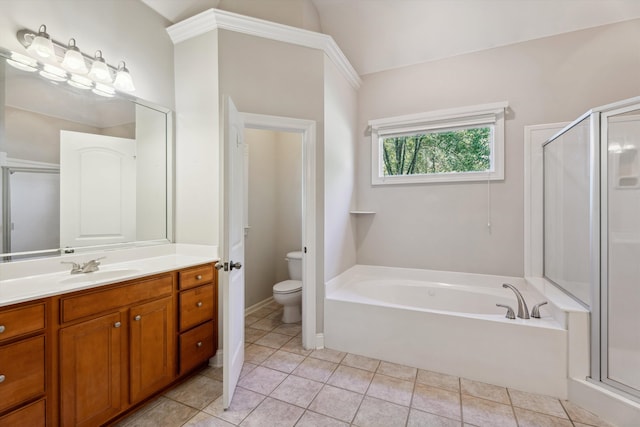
[0,301,47,427]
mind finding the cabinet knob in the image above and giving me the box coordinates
[0,375,5,383]
[196,301,203,308]
[114,322,121,328]
[196,341,203,348]
[0,325,5,334]
[134,315,142,321]
[196,274,202,280]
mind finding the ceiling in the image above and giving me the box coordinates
[142,0,640,76]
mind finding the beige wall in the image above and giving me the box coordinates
[0,0,175,109]
[245,129,302,308]
[218,0,321,32]
[356,19,640,277]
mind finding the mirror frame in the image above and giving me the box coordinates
[0,47,174,262]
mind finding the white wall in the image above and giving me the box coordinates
[0,0,175,109]
[244,129,302,308]
[356,19,640,277]
[324,57,358,281]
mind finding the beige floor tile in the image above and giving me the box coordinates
[461,378,510,404]
[417,369,460,392]
[270,375,324,408]
[309,348,347,363]
[327,365,375,394]
[407,408,462,427]
[377,360,418,381]
[352,395,409,427]
[265,300,282,310]
[366,373,414,407]
[281,335,313,356]
[202,387,265,425]
[261,349,306,373]
[244,344,276,364]
[240,397,304,427]
[292,357,338,382]
[240,362,259,378]
[266,309,285,320]
[237,366,288,395]
[119,396,198,427]
[250,307,276,318]
[255,332,293,349]
[272,323,302,336]
[295,410,349,426]
[245,315,262,326]
[251,317,283,331]
[342,353,380,372]
[165,375,223,409]
[183,412,237,427]
[560,400,615,427]
[461,395,517,427]
[508,389,568,419]
[412,383,461,421]
[514,407,573,427]
[308,385,364,423]
[245,327,268,343]
[200,366,224,381]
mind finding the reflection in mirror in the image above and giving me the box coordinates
[0,48,171,261]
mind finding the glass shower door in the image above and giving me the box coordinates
[603,107,640,395]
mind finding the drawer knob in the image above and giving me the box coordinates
[134,315,142,321]
[196,274,203,280]
[114,322,121,328]
[196,341,203,348]
[0,375,5,383]
[0,325,5,334]
[196,301,203,308]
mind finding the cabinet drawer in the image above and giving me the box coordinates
[179,321,214,374]
[61,274,173,323]
[179,284,214,332]
[179,265,214,290]
[0,303,45,343]
[0,336,45,413]
[0,398,45,427]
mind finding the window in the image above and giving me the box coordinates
[370,102,507,185]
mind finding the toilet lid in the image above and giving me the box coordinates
[274,280,302,294]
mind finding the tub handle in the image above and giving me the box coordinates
[496,304,516,319]
[531,301,548,318]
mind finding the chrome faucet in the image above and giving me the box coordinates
[61,257,105,274]
[502,283,530,319]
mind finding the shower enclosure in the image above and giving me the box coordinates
[543,96,640,399]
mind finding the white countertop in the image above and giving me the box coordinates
[0,244,219,307]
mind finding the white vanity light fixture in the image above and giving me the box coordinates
[26,25,55,59]
[61,38,88,74]
[40,64,67,82]
[92,82,115,98]
[6,52,38,72]
[16,25,136,92]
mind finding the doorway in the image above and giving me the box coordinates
[241,113,317,350]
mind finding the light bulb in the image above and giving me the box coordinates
[88,50,111,83]
[113,61,135,92]
[39,64,67,82]
[26,25,55,59]
[92,82,115,97]
[62,39,88,74]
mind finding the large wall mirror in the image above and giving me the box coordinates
[0,48,172,261]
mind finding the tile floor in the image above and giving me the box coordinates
[116,302,614,427]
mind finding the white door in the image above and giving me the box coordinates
[222,97,246,408]
[60,131,136,248]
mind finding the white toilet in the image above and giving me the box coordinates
[272,251,303,323]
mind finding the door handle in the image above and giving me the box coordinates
[230,261,242,270]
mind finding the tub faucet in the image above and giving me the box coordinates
[502,283,530,319]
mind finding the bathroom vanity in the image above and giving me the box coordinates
[0,260,218,427]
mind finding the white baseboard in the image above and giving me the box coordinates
[245,297,275,316]
[209,349,223,368]
[315,333,324,349]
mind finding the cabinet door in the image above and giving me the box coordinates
[129,296,175,402]
[60,312,122,427]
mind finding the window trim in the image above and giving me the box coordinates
[370,101,508,185]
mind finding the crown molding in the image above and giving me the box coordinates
[167,8,361,89]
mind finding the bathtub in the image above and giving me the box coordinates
[324,265,568,398]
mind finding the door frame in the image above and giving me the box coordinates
[241,113,317,350]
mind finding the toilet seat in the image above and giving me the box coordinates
[273,280,302,294]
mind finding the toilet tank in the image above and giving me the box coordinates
[286,251,303,280]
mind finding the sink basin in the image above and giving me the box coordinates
[58,269,142,286]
